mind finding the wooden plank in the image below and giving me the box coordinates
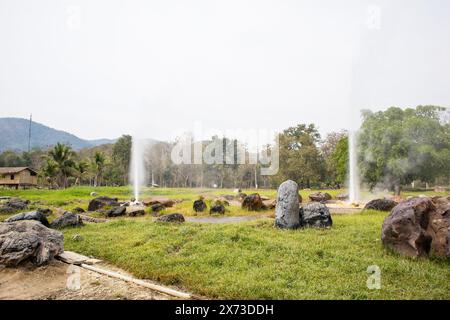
[57,251,101,265]
[80,264,192,299]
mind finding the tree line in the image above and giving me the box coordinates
[0,105,448,192]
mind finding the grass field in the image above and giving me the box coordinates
[0,186,449,299]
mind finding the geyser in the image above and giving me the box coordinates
[130,136,146,202]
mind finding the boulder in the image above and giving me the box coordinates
[156,213,185,223]
[309,192,332,203]
[6,198,30,210]
[50,212,83,229]
[88,196,119,211]
[0,206,14,214]
[336,193,349,201]
[151,203,166,213]
[193,200,207,213]
[5,211,50,227]
[381,197,450,260]
[210,204,226,215]
[242,193,264,211]
[0,220,64,267]
[90,192,98,196]
[275,180,301,229]
[126,206,146,217]
[143,198,175,208]
[300,202,332,228]
[73,207,86,214]
[365,199,398,211]
[105,206,126,217]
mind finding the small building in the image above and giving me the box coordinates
[0,167,38,188]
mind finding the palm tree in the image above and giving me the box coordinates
[74,160,89,185]
[47,143,76,188]
[91,152,106,187]
[41,159,58,189]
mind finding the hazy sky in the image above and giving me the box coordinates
[0,0,449,141]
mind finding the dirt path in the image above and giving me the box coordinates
[0,261,176,300]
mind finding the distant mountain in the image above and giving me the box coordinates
[0,117,117,152]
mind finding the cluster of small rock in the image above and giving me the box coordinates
[275,180,332,229]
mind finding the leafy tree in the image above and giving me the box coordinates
[358,105,450,194]
[273,124,325,188]
[112,135,132,185]
[329,136,348,188]
[321,131,348,188]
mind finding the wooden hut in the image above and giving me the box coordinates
[0,167,38,188]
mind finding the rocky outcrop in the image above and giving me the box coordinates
[365,199,398,211]
[50,212,83,229]
[381,197,449,260]
[275,180,300,229]
[151,203,166,213]
[88,196,119,212]
[242,194,264,211]
[156,213,185,223]
[5,211,50,227]
[300,203,332,228]
[143,198,175,208]
[0,221,64,266]
[193,200,207,213]
[309,192,332,203]
[126,206,146,217]
[210,204,225,215]
[0,198,30,213]
[105,206,127,217]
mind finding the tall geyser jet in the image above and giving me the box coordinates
[348,130,360,203]
[130,136,146,202]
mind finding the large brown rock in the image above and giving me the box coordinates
[381,197,449,260]
[0,220,64,266]
[242,193,264,211]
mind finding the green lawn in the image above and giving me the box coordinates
[61,212,449,300]
[1,186,449,299]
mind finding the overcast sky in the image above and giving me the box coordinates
[0,0,449,141]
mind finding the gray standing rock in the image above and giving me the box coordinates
[300,202,332,228]
[50,212,84,229]
[5,211,50,227]
[0,220,64,267]
[275,180,300,229]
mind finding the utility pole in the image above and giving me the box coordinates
[28,114,32,153]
